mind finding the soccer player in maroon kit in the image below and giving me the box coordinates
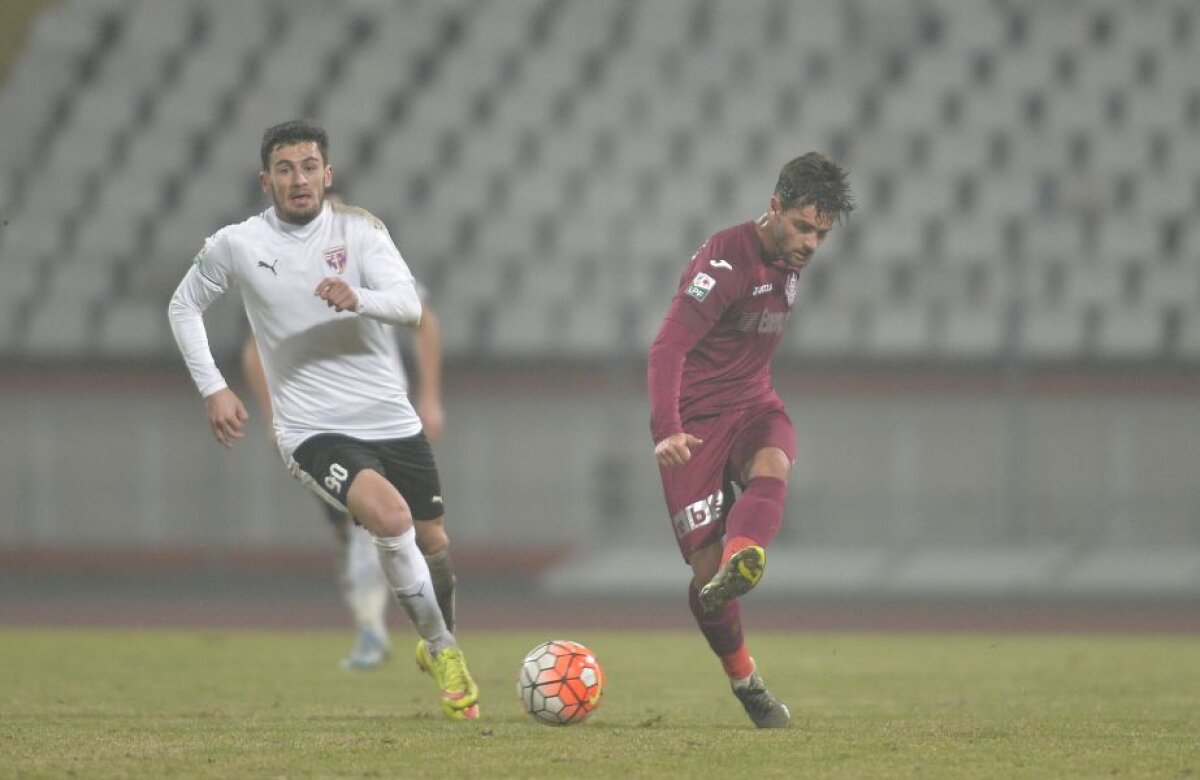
[647,153,854,728]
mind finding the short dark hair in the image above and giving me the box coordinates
[774,152,855,224]
[260,119,329,170]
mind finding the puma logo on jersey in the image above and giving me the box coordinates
[709,258,733,271]
[257,258,280,276]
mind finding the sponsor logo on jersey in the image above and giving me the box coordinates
[752,282,773,296]
[738,310,790,334]
[785,272,798,306]
[686,272,716,302]
[757,310,789,334]
[323,245,348,274]
[671,489,725,540]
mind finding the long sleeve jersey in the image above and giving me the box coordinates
[168,200,424,458]
[647,221,801,443]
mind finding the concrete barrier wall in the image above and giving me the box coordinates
[2,367,1198,595]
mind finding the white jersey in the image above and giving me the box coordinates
[168,201,424,458]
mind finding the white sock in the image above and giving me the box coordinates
[341,523,390,640]
[373,529,454,653]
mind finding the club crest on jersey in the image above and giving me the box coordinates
[785,272,798,306]
[686,272,716,302]
[323,245,347,274]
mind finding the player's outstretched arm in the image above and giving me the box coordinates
[204,388,249,450]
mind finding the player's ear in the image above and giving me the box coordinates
[324,165,333,188]
[259,170,270,194]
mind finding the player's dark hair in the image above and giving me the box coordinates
[774,152,855,223]
[260,119,329,170]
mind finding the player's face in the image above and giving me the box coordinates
[260,142,332,225]
[765,200,834,269]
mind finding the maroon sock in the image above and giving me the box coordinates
[725,476,787,548]
[688,580,744,657]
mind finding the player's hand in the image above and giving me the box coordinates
[204,388,249,449]
[654,432,703,468]
[417,397,446,443]
[314,276,358,312]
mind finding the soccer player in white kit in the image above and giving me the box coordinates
[241,190,454,672]
[168,119,479,721]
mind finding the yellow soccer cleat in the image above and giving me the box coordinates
[698,545,766,613]
[416,639,480,720]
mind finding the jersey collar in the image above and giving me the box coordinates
[269,200,330,240]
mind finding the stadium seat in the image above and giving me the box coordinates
[0,259,42,326]
[1141,262,1200,308]
[1177,309,1200,359]
[939,300,1010,360]
[865,302,934,358]
[21,293,95,358]
[790,298,864,358]
[1095,304,1165,358]
[1018,303,1090,360]
[98,298,176,357]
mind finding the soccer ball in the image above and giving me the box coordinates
[516,639,605,726]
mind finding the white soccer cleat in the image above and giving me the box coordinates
[340,628,391,670]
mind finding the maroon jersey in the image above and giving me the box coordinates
[648,221,801,443]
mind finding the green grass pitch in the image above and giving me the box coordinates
[2,628,1197,778]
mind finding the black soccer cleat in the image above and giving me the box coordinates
[732,669,791,729]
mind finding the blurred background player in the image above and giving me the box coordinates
[240,219,452,668]
[168,119,478,720]
[647,153,854,728]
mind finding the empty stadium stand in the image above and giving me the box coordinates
[0,0,1197,364]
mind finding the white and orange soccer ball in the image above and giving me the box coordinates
[516,639,605,726]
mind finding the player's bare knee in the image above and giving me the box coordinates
[353,505,413,538]
[347,471,413,537]
[745,447,792,483]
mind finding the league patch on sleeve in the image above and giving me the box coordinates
[686,272,717,302]
[192,237,213,268]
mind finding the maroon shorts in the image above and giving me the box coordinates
[658,401,796,562]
